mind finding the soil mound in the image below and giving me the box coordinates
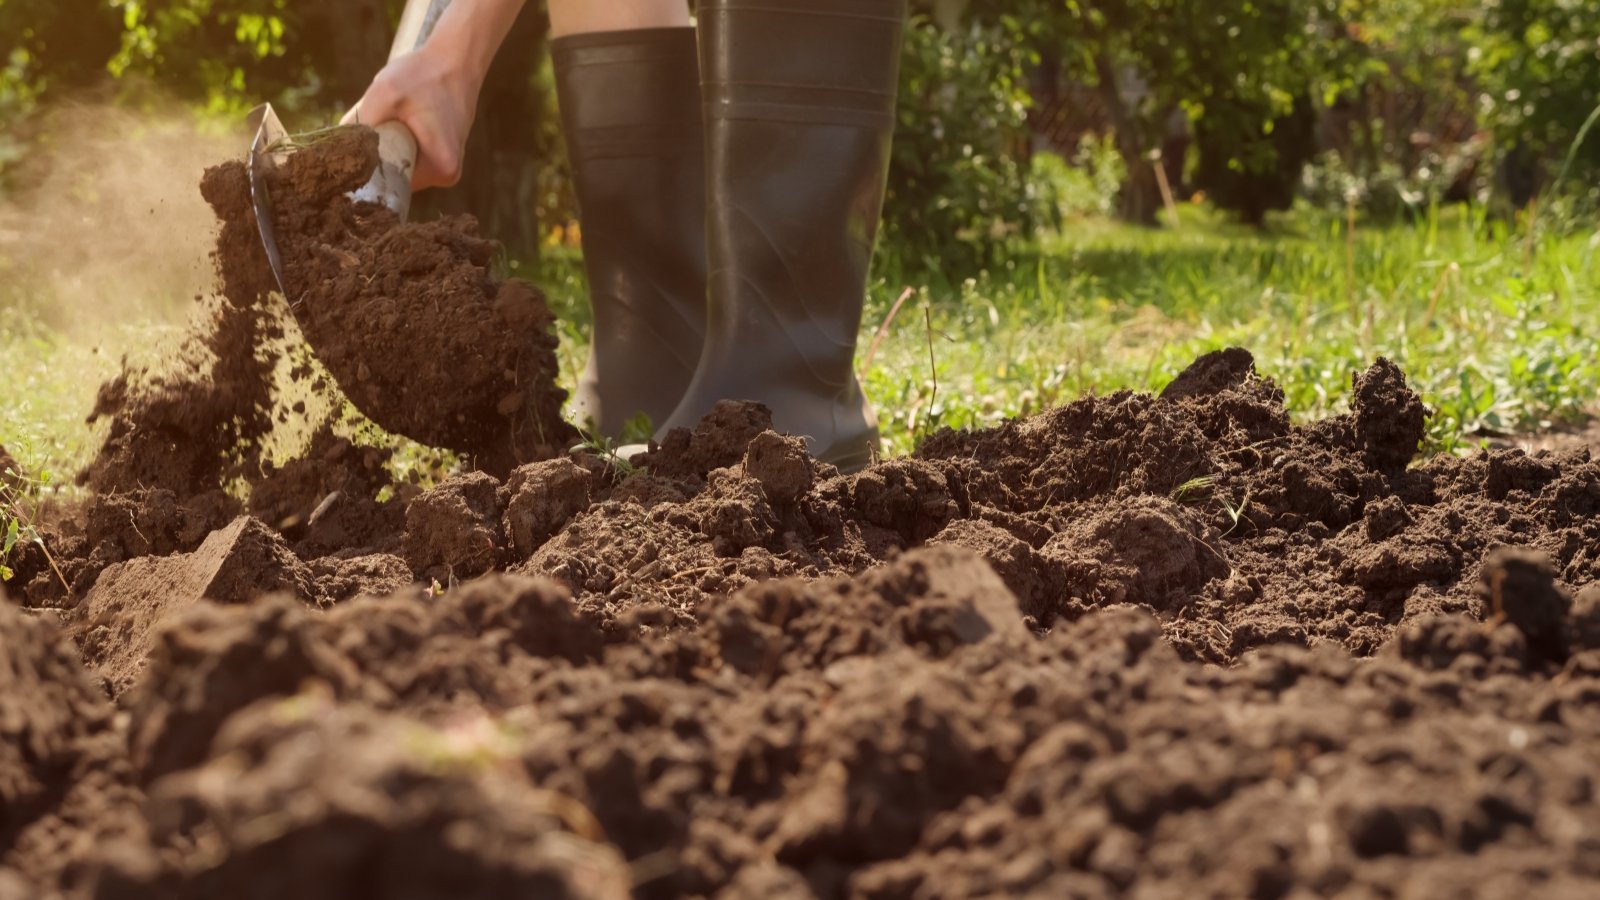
[19,535,1598,898]
[10,137,1600,896]
[0,601,141,895]
[94,698,630,900]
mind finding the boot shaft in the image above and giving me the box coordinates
[650,0,906,468]
[696,0,908,372]
[553,28,707,247]
[554,27,704,160]
[553,28,709,437]
[699,0,908,131]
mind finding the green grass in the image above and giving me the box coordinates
[536,203,1598,459]
[0,310,170,477]
[4,203,1597,486]
[855,203,1599,457]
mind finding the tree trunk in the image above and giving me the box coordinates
[301,0,393,102]
[1093,54,1160,225]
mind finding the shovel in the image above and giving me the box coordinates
[247,0,454,294]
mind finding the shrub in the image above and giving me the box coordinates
[882,13,1044,277]
[1193,94,1320,226]
[1032,134,1126,222]
[1466,0,1600,188]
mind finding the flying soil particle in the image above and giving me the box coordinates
[202,126,576,473]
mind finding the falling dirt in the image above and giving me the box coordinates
[40,124,576,617]
[4,140,1600,897]
[203,126,575,471]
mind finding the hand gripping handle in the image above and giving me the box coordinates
[350,0,454,221]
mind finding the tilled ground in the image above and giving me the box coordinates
[3,136,1599,899]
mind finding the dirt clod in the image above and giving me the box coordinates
[744,431,818,505]
[643,400,779,483]
[94,698,631,900]
[1352,356,1428,471]
[0,602,117,855]
[1480,546,1573,664]
[1040,496,1229,615]
[77,515,317,696]
[501,459,594,558]
[1574,584,1600,651]
[403,472,504,581]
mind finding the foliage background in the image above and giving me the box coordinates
[1,0,1597,268]
[0,0,1595,487]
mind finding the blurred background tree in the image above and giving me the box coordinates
[1466,0,1600,208]
[881,5,1044,276]
[1,0,1596,273]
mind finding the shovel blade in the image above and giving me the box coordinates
[247,103,289,295]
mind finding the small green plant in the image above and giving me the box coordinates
[573,430,641,478]
[1170,474,1219,504]
[616,412,655,447]
[1220,489,1254,538]
[0,461,68,592]
[1169,476,1251,536]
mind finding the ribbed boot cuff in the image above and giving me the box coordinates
[554,27,703,160]
[698,0,906,128]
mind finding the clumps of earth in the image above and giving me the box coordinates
[3,129,1600,898]
[86,125,573,505]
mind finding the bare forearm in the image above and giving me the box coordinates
[343,0,528,187]
[428,0,529,86]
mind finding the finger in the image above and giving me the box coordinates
[413,155,461,191]
[348,79,401,128]
[411,126,464,191]
[339,102,361,126]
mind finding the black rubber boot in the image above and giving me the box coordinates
[553,28,707,439]
[651,0,907,471]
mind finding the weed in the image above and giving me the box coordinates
[1220,489,1254,538]
[1170,475,1219,504]
[573,430,641,478]
[0,458,68,592]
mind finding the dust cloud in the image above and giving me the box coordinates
[0,100,238,335]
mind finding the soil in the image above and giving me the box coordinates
[1494,416,1600,456]
[204,126,576,471]
[3,151,1600,897]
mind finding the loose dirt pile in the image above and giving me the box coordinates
[209,128,573,470]
[87,125,571,501]
[4,144,1600,896]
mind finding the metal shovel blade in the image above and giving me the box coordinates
[247,103,289,295]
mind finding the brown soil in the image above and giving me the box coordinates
[77,294,278,499]
[34,125,574,615]
[1494,415,1600,456]
[5,151,1600,896]
[203,126,575,470]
